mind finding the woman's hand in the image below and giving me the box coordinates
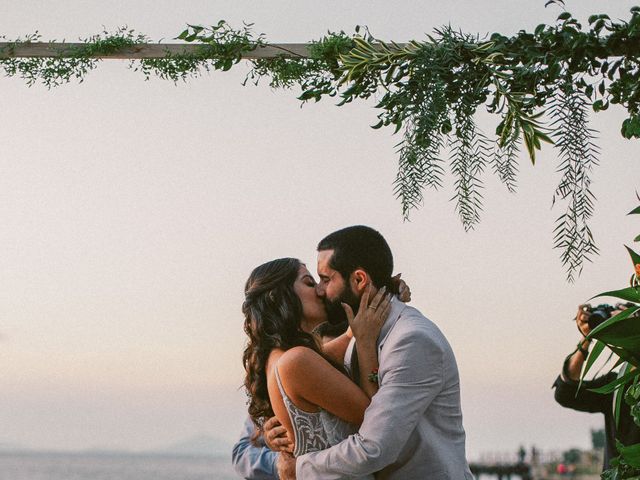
[342,284,393,347]
[342,284,391,399]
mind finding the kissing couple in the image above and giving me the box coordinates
[242,226,473,479]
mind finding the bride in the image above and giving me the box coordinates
[242,257,397,461]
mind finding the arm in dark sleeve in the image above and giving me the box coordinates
[231,417,279,480]
[552,358,616,414]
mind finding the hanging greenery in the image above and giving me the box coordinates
[1,6,639,280]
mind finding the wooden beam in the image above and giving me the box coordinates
[0,42,312,59]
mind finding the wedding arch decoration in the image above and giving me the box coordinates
[1,6,639,282]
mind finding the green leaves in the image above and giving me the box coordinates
[544,0,565,8]
[0,29,146,88]
[618,442,640,468]
[588,367,637,394]
[592,287,640,305]
[626,245,640,267]
[492,117,520,193]
[4,9,640,280]
[622,115,640,139]
[139,21,262,82]
[625,382,640,429]
[519,112,553,166]
[393,86,447,219]
[549,81,599,281]
[176,24,205,42]
[450,108,490,230]
[592,99,608,111]
[594,205,640,480]
[586,281,640,470]
[138,9,640,281]
[581,339,606,383]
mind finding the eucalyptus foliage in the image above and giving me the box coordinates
[1,7,640,279]
[0,29,141,87]
[581,200,640,478]
[140,21,260,81]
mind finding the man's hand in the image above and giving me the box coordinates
[276,451,297,480]
[563,304,593,382]
[262,416,293,453]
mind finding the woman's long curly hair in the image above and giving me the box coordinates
[242,258,324,427]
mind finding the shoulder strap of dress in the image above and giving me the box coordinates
[274,358,320,415]
[273,363,290,402]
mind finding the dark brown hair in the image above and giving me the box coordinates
[317,225,393,289]
[242,258,324,427]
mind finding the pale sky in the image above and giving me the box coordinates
[1,0,639,461]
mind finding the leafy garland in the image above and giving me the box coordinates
[1,7,640,280]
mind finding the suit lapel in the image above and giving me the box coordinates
[344,298,407,383]
[377,298,406,353]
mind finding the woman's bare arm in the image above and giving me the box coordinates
[276,346,370,426]
[321,331,352,366]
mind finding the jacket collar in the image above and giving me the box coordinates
[377,297,406,350]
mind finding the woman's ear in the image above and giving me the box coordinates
[350,269,370,293]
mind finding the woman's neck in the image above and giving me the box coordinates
[300,317,325,334]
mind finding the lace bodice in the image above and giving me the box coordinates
[274,365,357,457]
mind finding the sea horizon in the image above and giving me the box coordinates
[0,432,234,458]
[0,450,238,480]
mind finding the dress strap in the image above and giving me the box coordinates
[274,364,290,402]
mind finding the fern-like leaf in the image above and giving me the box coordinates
[493,123,520,193]
[450,109,491,230]
[550,79,600,281]
[393,88,447,219]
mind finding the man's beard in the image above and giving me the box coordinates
[325,300,348,326]
[324,283,361,325]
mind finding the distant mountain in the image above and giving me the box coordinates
[0,442,28,452]
[153,434,232,457]
[81,447,135,456]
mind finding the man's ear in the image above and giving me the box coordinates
[350,269,370,294]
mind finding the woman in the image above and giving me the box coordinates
[242,258,394,459]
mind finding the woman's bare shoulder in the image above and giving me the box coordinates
[277,346,328,376]
[266,348,286,374]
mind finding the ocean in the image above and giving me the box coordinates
[0,452,238,480]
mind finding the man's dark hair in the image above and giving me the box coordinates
[317,225,393,288]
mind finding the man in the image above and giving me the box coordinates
[553,304,640,471]
[280,225,473,479]
[232,416,288,479]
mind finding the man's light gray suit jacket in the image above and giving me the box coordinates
[297,299,474,479]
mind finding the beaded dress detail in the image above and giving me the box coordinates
[274,364,356,457]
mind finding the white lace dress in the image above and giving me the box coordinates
[274,365,357,457]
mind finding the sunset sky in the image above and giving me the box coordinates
[1,0,639,460]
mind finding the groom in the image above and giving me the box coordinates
[280,225,473,479]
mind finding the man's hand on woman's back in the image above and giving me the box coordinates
[263,416,293,453]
